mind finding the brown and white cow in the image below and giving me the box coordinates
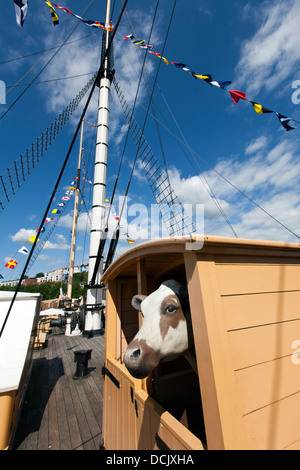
[123,280,196,379]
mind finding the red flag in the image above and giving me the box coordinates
[228,90,247,104]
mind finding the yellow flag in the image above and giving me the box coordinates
[251,101,273,115]
[28,235,39,243]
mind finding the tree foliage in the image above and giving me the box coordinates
[0,272,88,300]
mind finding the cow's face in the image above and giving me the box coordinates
[123,280,192,379]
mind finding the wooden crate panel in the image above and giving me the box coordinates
[103,359,138,450]
[120,283,137,300]
[243,392,300,450]
[228,319,300,370]
[222,290,300,331]
[134,390,204,450]
[121,308,138,324]
[235,355,300,415]
[216,263,300,296]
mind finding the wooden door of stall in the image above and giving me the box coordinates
[185,245,300,450]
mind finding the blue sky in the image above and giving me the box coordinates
[1,0,300,280]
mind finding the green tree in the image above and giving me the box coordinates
[0,271,88,300]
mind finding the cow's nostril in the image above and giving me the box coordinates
[131,348,141,358]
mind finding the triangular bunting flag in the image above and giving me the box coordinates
[228,90,247,104]
[45,1,59,26]
[18,246,29,255]
[276,113,295,131]
[123,34,134,40]
[14,0,28,27]
[5,259,18,269]
[28,235,39,243]
[250,101,273,115]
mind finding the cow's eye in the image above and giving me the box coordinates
[165,305,177,314]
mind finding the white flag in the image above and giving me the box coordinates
[18,246,29,255]
[14,0,28,27]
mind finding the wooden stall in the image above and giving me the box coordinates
[101,235,300,450]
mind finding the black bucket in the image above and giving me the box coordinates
[73,349,92,380]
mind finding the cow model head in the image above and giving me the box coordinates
[123,280,193,379]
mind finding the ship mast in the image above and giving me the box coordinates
[83,0,112,337]
[67,118,84,300]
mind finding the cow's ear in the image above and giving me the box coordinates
[132,294,147,312]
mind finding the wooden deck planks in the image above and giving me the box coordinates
[11,328,105,450]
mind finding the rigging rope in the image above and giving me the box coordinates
[1,0,97,120]
[92,0,163,280]
[113,77,195,236]
[0,0,129,337]
[120,82,300,241]
[118,0,178,226]
[109,0,196,246]
[0,32,97,65]
[156,83,239,238]
[0,73,96,214]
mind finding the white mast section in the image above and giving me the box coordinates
[83,0,112,337]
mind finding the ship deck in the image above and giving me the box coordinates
[11,327,105,450]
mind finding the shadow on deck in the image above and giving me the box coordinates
[11,329,105,450]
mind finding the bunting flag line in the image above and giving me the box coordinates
[105,198,136,244]
[45,1,59,26]
[0,178,80,280]
[5,259,18,269]
[17,5,295,135]
[51,3,113,30]
[123,34,298,132]
[14,0,28,27]
[37,3,298,134]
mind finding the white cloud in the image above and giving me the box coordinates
[245,135,269,155]
[10,228,35,242]
[166,136,300,242]
[43,233,69,250]
[39,7,160,147]
[233,0,300,95]
[37,254,50,261]
[58,210,91,233]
